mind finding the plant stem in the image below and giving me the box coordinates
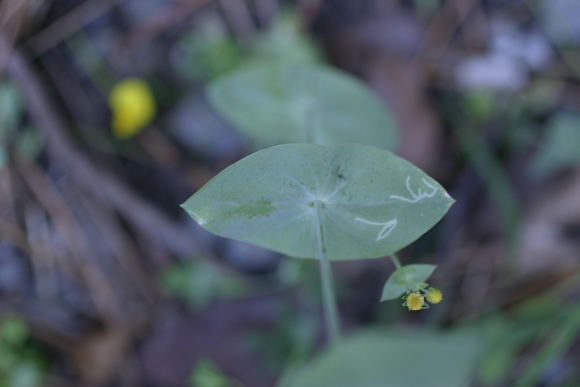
[390,253,402,269]
[314,201,341,345]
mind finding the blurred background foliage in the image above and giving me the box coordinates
[1,0,580,386]
[0,316,46,387]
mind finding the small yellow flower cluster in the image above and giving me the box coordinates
[405,292,425,311]
[402,287,443,311]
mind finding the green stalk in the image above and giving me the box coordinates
[390,253,402,269]
[314,201,341,345]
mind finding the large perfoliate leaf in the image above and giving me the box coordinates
[182,144,454,260]
[381,264,437,301]
[208,62,398,149]
[279,330,481,387]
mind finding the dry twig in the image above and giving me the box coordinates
[26,0,127,57]
[1,32,200,259]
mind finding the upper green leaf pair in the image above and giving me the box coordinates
[182,143,454,261]
[208,62,398,149]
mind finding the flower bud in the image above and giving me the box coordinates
[426,288,443,304]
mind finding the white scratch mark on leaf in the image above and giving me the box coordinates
[390,176,438,203]
[355,217,398,241]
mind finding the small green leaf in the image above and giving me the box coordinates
[0,316,28,347]
[478,344,518,387]
[15,128,43,162]
[463,90,494,122]
[179,17,243,81]
[279,330,480,387]
[162,260,246,309]
[529,112,580,178]
[0,146,7,170]
[381,264,437,301]
[182,144,454,260]
[208,63,398,149]
[9,364,40,387]
[251,12,321,65]
[0,81,23,137]
[189,359,235,387]
[413,0,440,18]
[0,346,17,371]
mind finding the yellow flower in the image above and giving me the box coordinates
[426,288,443,304]
[109,78,156,138]
[406,292,425,311]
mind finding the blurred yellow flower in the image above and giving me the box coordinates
[405,292,424,311]
[109,78,156,138]
[426,288,443,304]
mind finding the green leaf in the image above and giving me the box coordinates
[15,128,43,162]
[478,344,517,387]
[413,0,440,18]
[0,81,23,137]
[189,359,235,387]
[0,346,17,371]
[251,12,321,65]
[179,16,243,81]
[161,260,246,309]
[9,364,40,387]
[380,264,437,301]
[279,330,480,387]
[0,146,7,170]
[182,144,454,260]
[0,316,28,346]
[529,112,580,178]
[208,63,398,149]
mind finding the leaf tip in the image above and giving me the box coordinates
[380,294,399,302]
